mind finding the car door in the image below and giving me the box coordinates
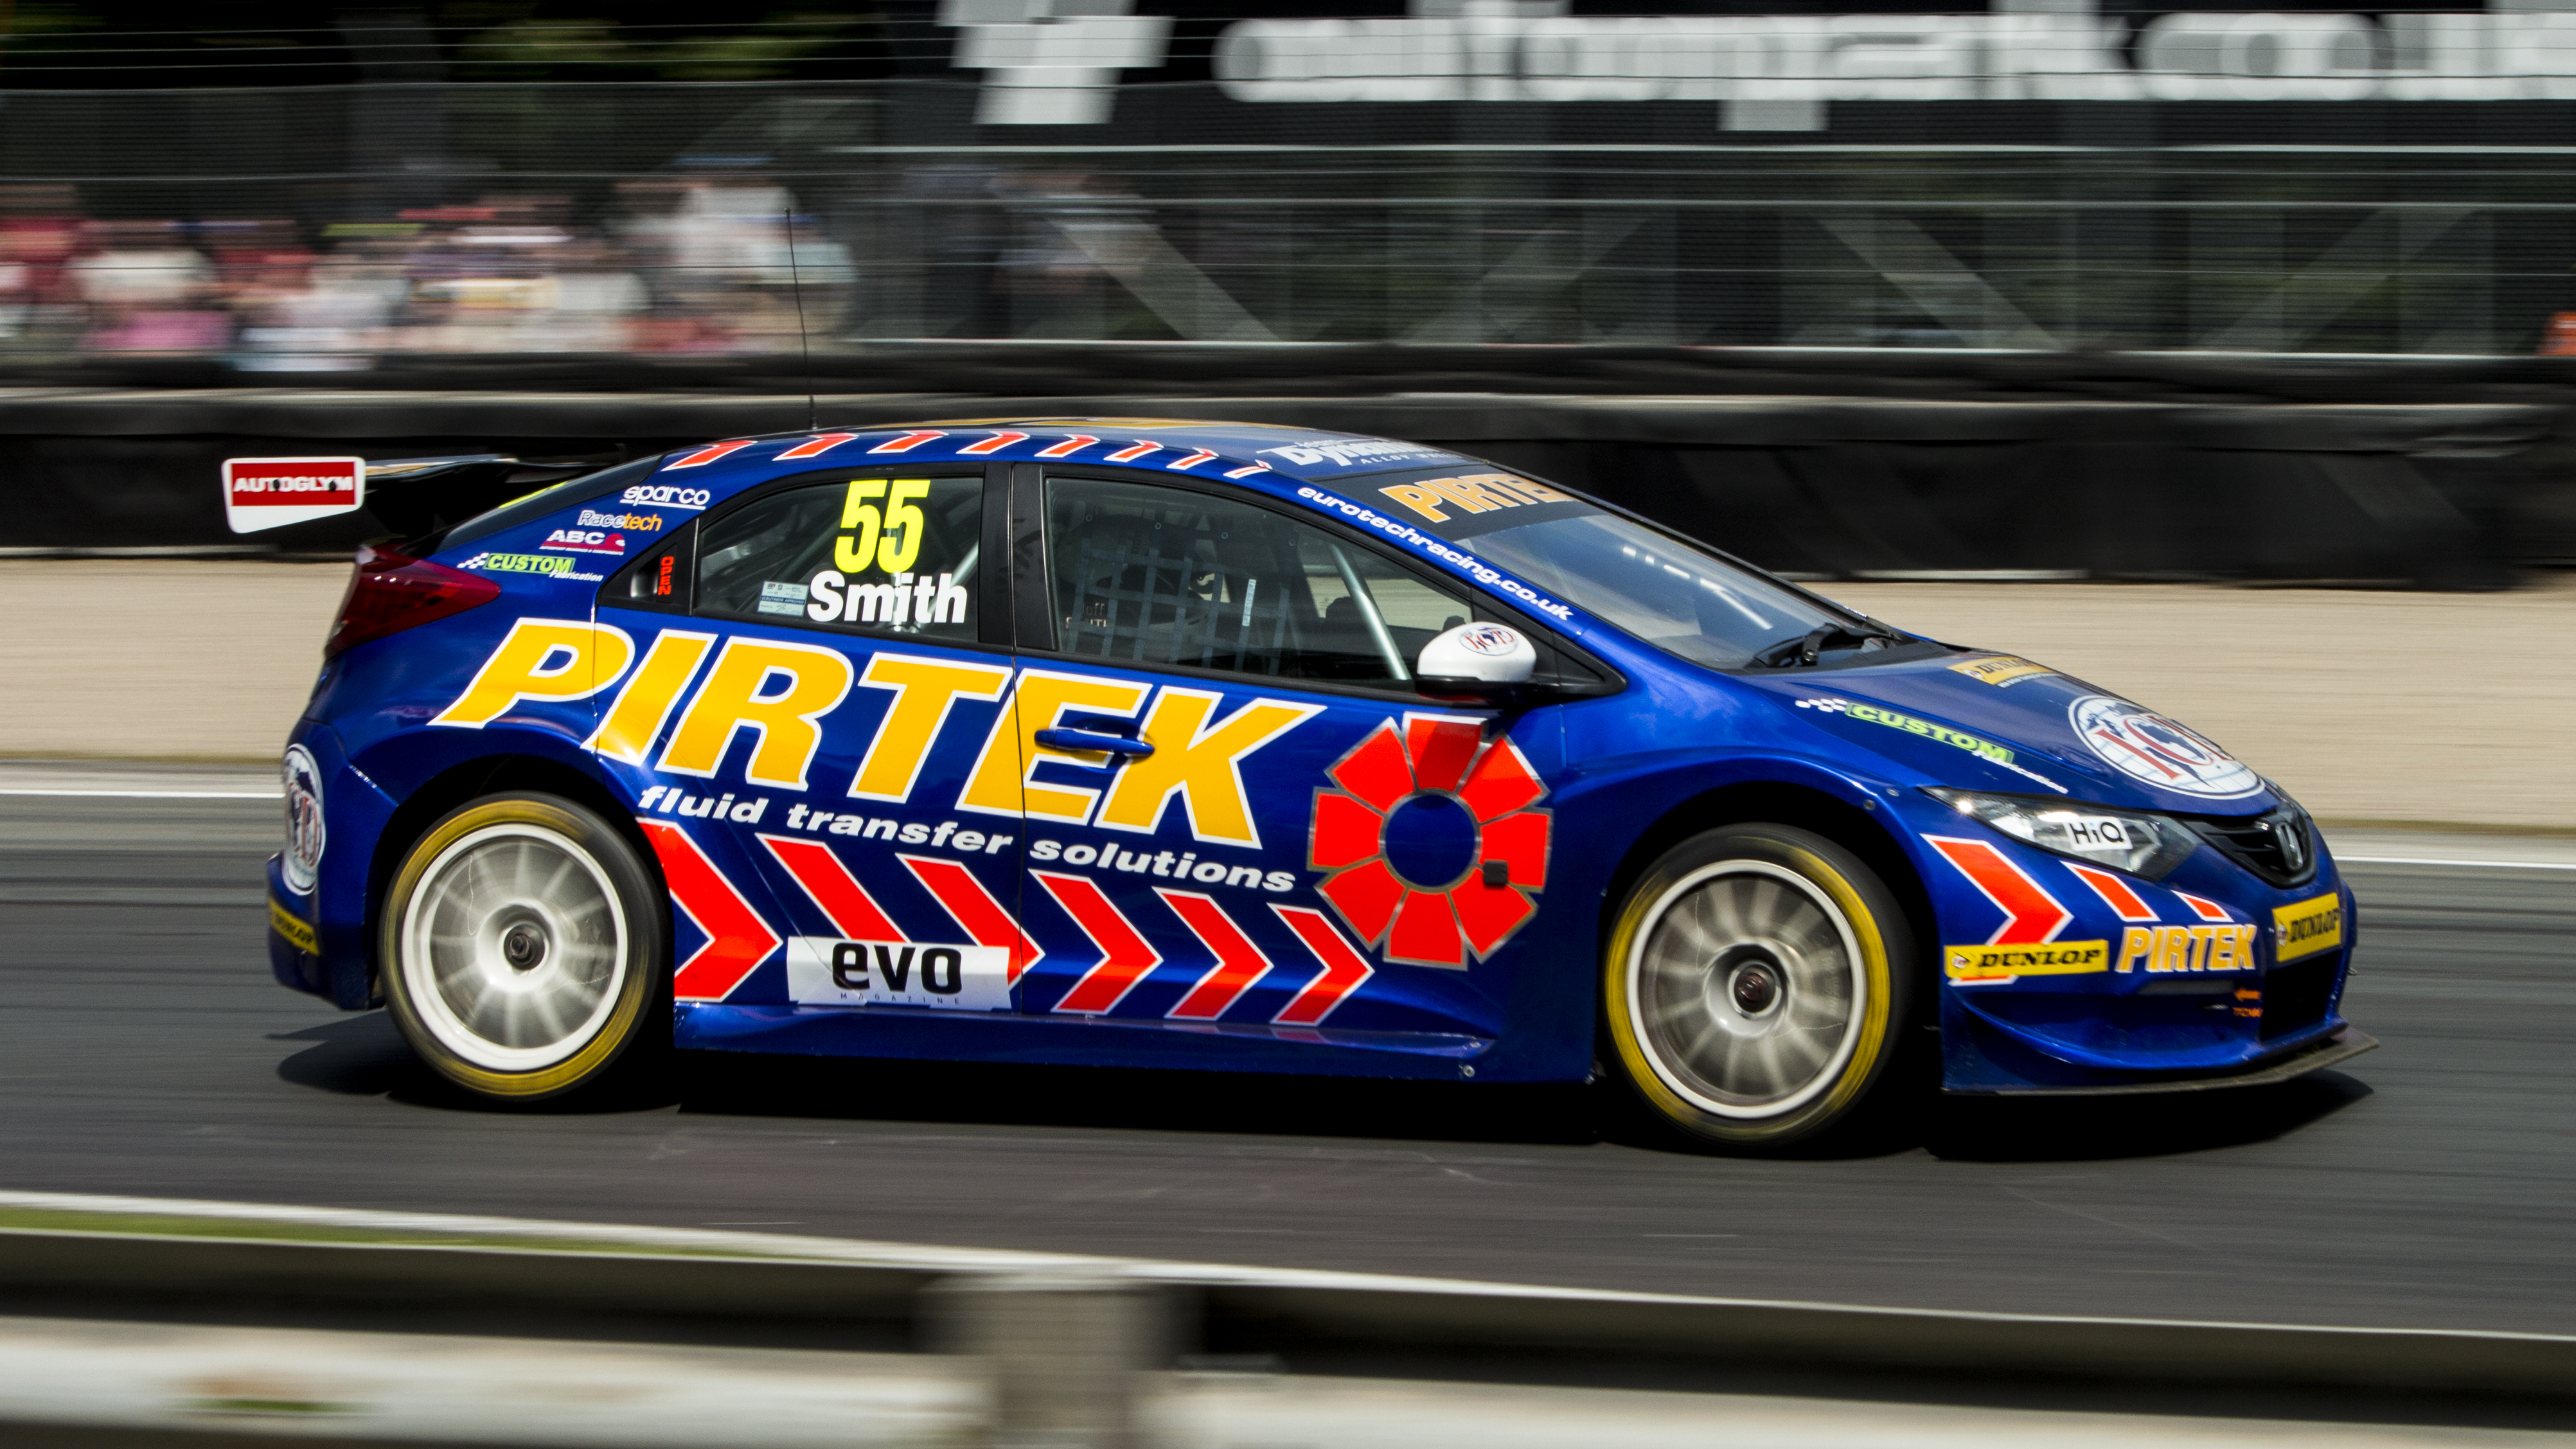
[997,467,1565,1049]
[594,465,1033,1017]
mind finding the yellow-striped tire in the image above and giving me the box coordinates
[379,793,668,1103]
[1603,823,1914,1151]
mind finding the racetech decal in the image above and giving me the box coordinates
[1292,486,1576,623]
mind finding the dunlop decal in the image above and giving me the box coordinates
[2273,893,2346,963]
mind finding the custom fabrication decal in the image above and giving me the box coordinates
[1797,696,2066,793]
[1948,655,2052,688]
[458,551,605,582]
[2273,891,2346,963]
[2070,695,2261,799]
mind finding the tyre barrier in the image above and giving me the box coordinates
[0,1190,2570,1436]
[0,371,2568,589]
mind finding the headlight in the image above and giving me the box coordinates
[1923,788,2199,880]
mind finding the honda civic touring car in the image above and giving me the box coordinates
[238,422,2372,1149]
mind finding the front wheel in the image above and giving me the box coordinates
[1602,822,1915,1151]
[380,792,668,1103]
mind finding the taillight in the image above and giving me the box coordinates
[324,545,503,659]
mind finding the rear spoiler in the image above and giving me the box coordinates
[224,454,603,539]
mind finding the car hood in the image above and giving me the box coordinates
[1736,648,2282,816]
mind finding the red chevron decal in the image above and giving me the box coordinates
[773,432,860,461]
[759,835,903,939]
[1270,905,1373,1026]
[664,439,755,470]
[1103,440,1161,463]
[639,819,780,1000]
[1165,449,1218,471]
[868,430,947,454]
[1159,889,1272,1020]
[958,431,1029,456]
[1033,873,1162,1015]
[1221,461,1271,479]
[900,855,1037,981]
[1034,434,1098,458]
[2174,891,2234,923]
[1926,836,2071,945]
[2066,863,2157,923]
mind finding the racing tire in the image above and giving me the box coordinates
[1603,822,1915,1152]
[379,792,669,1103]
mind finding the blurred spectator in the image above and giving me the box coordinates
[73,221,229,353]
[0,186,85,345]
[0,180,860,368]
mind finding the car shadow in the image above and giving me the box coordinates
[1917,1071,2374,1162]
[272,1015,2372,1155]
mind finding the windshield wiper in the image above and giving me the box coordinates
[1755,619,1908,668]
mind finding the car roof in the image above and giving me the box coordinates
[654,418,1480,499]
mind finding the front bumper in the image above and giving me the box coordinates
[1889,791,2363,1094]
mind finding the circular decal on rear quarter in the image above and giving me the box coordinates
[2068,696,2261,799]
[281,745,326,894]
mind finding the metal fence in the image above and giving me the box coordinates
[4,76,2575,365]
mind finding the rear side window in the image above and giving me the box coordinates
[694,473,983,641]
[1042,476,1468,686]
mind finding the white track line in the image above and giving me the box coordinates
[2339,856,2576,871]
[0,788,280,799]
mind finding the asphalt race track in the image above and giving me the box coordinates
[1,793,2567,1337]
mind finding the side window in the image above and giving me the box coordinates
[607,522,697,613]
[1043,476,1470,686]
[695,474,982,640]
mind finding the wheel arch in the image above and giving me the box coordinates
[1596,778,1939,1024]
[364,753,660,1006]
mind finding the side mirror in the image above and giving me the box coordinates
[1415,622,1537,700]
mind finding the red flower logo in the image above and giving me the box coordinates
[1307,715,1551,968]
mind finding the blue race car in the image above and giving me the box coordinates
[247,422,2371,1148]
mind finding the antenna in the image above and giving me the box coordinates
[783,206,818,433]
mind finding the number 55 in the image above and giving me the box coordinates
[835,477,929,575]
[876,478,929,574]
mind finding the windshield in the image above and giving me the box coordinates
[1457,508,1860,671]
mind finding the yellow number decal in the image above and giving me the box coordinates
[836,479,887,573]
[878,478,930,574]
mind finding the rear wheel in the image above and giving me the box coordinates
[1603,822,1914,1151]
[380,792,667,1102]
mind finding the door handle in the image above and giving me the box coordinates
[1035,728,1155,759]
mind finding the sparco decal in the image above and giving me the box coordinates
[620,484,713,510]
